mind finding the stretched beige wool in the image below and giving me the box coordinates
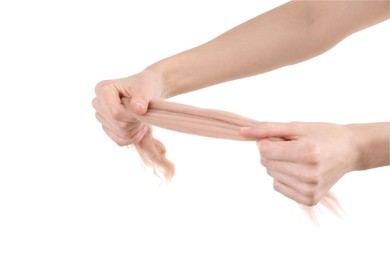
[122,98,341,219]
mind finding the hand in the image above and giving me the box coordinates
[240,122,359,206]
[92,70,163,146]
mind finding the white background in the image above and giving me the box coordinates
[0,1,389,259]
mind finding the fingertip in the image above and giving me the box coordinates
[132,102,146,115]
[239,127,252,135]
[239,126,265,139]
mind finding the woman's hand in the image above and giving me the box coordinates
[92,70,163,146]
[240,122,359,206]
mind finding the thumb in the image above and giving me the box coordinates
[130,96,150,115]
[239,122,301,139]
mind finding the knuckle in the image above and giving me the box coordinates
[92,98,99,110]
[299,174,311,183]
[260,156,269,167]
[110,107,123,121]
[310,172,322,185]
[301,183,317,197]
[300,171,321,185]
[301,170,322,184]
[303,143,321,164]
[303,196,320,207]
[95,80,113,93]
[301,188,322,206]
[273,180,281,192]
[95,112,101,122]
[303,200,316,207]
[259,143,270,157]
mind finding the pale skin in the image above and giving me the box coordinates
[92,0,390,206]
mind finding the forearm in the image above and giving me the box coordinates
[349,122,390,171]
[146,1,389,98]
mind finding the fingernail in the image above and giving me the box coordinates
[136,102,144,108]
[135,102,143,109]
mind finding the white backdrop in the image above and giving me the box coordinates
[0,1,389,259]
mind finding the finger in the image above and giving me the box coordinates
[95,96,142,136]
[95,111,106,125]
[239,122,303,140]
[261,158,316,183]
[97,111,146,140]
[260,138,321,164]
[267,169,318,198]
[102,126,130,146]
[258,139,305,162]
[273,180,320,207]
[95,82,129,121]
[93,97,114,123]
[102,125,149,146]
[129,95,149,115]
[91,97,99,111]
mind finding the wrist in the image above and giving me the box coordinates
[145,47,220,99]
[346,123,390,171]
[144,59,180,99]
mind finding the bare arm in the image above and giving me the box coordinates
[93,0,389,146]
[148,0,389,98]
